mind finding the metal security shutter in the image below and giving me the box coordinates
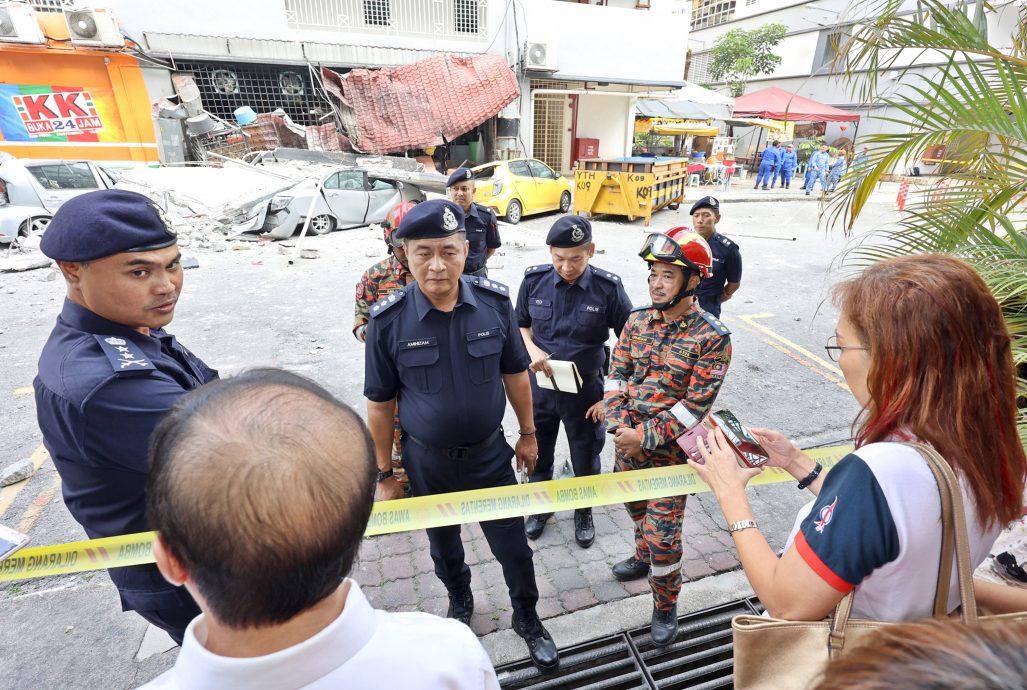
[531,79,567,174]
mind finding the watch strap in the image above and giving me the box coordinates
[376,468,395,482]
[727,519,758,535]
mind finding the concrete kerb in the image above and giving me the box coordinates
[480,568,754,667]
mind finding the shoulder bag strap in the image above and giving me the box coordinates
[903,442,957,616]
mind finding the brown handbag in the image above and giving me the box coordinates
[730,443,1027,690]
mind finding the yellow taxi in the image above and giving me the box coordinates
[471,158,572,224]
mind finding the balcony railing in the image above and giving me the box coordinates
[284,0,489,41]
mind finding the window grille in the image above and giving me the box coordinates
[691,0,735,30]
[531,80,567,173]
[285,0,488,40]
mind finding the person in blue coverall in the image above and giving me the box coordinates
[805,144,831,196]
[754,141,782,190]
[775,143,798,189]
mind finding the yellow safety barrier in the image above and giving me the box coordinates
[0,444,852,582]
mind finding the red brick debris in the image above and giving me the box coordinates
[321,54,520,154]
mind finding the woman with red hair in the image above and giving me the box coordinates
[693,254,1026,621]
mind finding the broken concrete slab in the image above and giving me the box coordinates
[181,257,200,270]
[0,255,52,273]
[0,458,34,487]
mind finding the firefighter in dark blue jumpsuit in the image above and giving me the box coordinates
[34,190,218,644]
[514,217,632,546]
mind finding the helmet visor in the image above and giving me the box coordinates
[640,233,694,269]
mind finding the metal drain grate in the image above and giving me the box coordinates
[497,598,763,689]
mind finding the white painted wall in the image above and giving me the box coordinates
[575,94,634,159]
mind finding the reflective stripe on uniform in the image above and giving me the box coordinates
[650,561,682,577]
[605,379,628,392]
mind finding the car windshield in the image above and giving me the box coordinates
[26,163,98,190]
[473,166,498,181]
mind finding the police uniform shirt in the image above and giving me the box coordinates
[364,277,529,447]
[515,264,633,376]
[34,299,218,611]
[695,232,742,316]
[462,203,501,274]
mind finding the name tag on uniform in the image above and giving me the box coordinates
[672,344,701,361]
[466,329,498,341]
[531,298,551,307]
[400,337,437,350]
[580,304,605,314]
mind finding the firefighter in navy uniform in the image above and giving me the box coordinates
[515,216,632,547]
[33,189,218,645]
[447,167,501,277]
[363,199,559,673]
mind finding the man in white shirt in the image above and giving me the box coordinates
[138,368,500,689]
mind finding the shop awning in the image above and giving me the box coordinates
[733,86,860,122]
[651,122,720,136]
[724,118,782,130]
[636,81,733,121]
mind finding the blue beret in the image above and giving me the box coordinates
[393,199,465,241]
[546,216,592,248]
[689,196,721,216]
[446,167,475,187]
[41,189,177,262]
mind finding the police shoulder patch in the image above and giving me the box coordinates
[369,289,406,318]
[471,276,510,296]
[93,335,155,374]
[523,264,551,276]
[698,309,731,336]
[590,266,622,284]
[717,234,737,249]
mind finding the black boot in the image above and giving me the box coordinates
[650,605,679,647]
[574,508,595,548]
[513,613,560,673]
[525,513,552,540]
[611,556,650,581]
[446,589,474,626]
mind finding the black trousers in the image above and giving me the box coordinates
[133,597,200,646]
[402,433,539,618]
[529,372,605,483]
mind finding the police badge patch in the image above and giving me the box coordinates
[442,207,458,231]
[570,225,585,243]
[149,201,177,237]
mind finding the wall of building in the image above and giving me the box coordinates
[575,94,634,159]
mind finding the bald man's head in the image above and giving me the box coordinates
[147,369,375,628]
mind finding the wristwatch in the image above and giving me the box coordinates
[727,519,758,535]
[376,469,395,483]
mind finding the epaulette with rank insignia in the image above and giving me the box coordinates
[470,276,510,296]
[717,234,737,249]
[698,309,731,336]
[369,289,406,318]
[523,264,551,276]
[94,335,155,374]
[590,266,623,284]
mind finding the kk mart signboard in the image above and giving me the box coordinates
[0,85,123,144]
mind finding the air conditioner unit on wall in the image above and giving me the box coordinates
[525,41,558,72]
[0,2,46,45]
[64,6,124,47]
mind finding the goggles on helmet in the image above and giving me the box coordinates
[639,232,711,278]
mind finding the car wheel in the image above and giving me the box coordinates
[505,199,523,224]
[307,215,336,236]
[559,191,572,213]
[19,216,50,237]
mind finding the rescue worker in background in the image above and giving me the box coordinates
[447,167,501,277]
[363,199,559,673]
[805,144,831,196]
[353,201,417,493]
[34,189,219,644]
[775,143,798,189]
[604,228,732,647]
[689,197,742,319]
[754,140,782,190]
[515,216,633,547]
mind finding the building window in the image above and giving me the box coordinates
[691,0,736,30]
[687,50,713,84]
[454,0,478,34]
[27,0,65,11]
[813,29,845,73]
[363,0,391,26]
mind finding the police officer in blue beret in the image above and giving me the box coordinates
[364,199,559,672]
[447,167,501,277]
[689,196,742,318]
[515,217,632,547]
[34,189,218,644]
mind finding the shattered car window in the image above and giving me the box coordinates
[27,163,98,190]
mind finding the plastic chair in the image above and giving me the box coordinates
[719,165,735,191]
[687,163,705,187]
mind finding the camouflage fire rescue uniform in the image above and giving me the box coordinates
[354,254,413,488]
[604,303,731,611]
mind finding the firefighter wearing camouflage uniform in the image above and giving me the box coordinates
[604,227,731,647]
[353,202,416,492]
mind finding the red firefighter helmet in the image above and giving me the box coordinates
[383,201,417,247]
[638,226,713,279]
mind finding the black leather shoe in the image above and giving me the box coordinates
[574,508,595,548]
[650,605,679,647]
[611,556,650,581]
[447,590,474,626]
[525,513,552,540]
[513,614,560,673]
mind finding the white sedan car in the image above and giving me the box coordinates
[0,158,116,245]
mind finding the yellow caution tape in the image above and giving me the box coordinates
[0,444,852,583]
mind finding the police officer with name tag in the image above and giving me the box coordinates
[363,199,559,672]
[447,167,501,277]
[515,217,632,547]
[33,189,218,644]
[689,196,742,319]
